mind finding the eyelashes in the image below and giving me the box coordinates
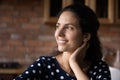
[56,24,75,31]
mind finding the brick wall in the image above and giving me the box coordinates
[0,0,120,67]
[99,24,120,49]
[0,0,57,65]
[99,24,120,68]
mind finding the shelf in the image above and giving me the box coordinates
[0,67,26,74]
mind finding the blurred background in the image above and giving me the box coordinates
[0,0,120,80]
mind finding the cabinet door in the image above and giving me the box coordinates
[44,0,73,23]
[116,0,120,24]
[85,0,114,24]
[44,0,115,24]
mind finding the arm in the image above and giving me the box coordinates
[69,40,89,80]
[69,60,89,80]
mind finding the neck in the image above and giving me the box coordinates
[63,52,91,73]
[62,52,71,61]
[56,52,74,75]
[56,52,91,75]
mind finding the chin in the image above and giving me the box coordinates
[58,46,66,52]
[58,48,64,52]
[58,47,74,53]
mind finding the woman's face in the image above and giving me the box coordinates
[55,11,84,53]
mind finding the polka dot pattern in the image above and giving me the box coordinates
[14,56,111,80]
[88,60,111,80]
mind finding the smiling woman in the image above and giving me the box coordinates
[14,4,111,80]
[55,11,84,53]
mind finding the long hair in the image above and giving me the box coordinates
[57,4,102,63]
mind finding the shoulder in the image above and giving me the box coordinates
[34,56,56,65]
[38,56,56,62]
[24,56,57,72]
[93,60,109,68]
[89,60,110,72]
[88,60,111,79]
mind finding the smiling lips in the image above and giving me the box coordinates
[57,40,68,45]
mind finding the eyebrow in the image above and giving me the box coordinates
[56,22,77,26]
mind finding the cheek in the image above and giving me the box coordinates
[54,30,58,39]
[75,37,83,46]
[71,34,83,47]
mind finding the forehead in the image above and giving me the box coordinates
[57,11,79,24]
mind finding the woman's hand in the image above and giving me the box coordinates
[69,40,89,63]
[69,40,89,80]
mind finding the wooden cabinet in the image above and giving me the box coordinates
[115,0,120,24]
[0,67,26,80]
[44,0,120,24]
[0,74,17,80]
[85,0,114,24]
[43,0,73,23]
[85,0,120,24]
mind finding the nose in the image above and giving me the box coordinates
[55,26,65,37]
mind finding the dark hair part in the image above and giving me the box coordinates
[57,4,102,62]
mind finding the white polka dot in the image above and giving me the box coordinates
[47,65,51,69]
[90,78,93,80]
[31,65,34,67]
[39,70,42,74]
[19,75,22,77]
[94,66,97,69]
[103,78,107,80]
[51,72,54,75]
[103,65,106,67]
[45,75,48,79]
[66,73,69,76]
[32,70,36,73]
[60,76,64,79]
[42,57,45,60]
[104,71,108,73]
[36,58,40,61]
[56,69,60,73]
[98,75,102,79]
[89,71,93,74]
[27,78,30,80]
[52,57,55,58]
[48,58,51,60]
[93,72,96,75]
[37,63,41,66]
[25,71,29,74]
[52,63,55,67]
[19,76,23,78]
[99,69,102,72]
[99,62,102,64]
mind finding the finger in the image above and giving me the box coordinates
[81,40,89,50]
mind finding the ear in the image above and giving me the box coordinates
[83,33,91,42]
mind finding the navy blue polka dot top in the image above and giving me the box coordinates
[14,56,111,80]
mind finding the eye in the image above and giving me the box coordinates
[56,24,59,29]
[65,25,74,30]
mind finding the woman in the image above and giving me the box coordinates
[14,4,111,80]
